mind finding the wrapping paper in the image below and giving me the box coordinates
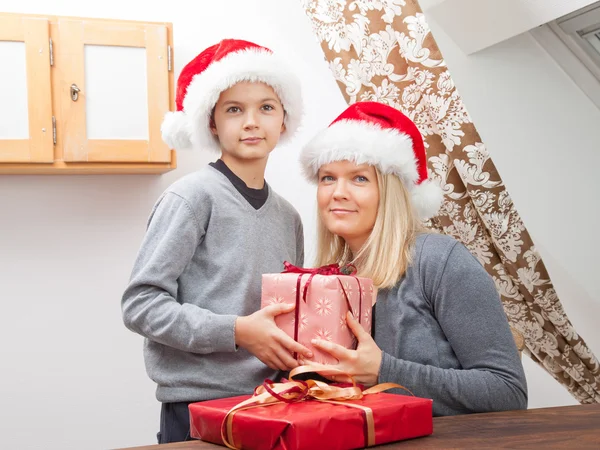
[261,269,374,364]
[189,392,433,450]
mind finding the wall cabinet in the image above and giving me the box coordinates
[0,13,176,174]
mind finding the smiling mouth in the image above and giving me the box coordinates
[330,209,355,214]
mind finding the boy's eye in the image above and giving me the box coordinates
[261,104,275,111]
[226,106,241,113]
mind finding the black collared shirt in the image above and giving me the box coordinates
[209,159,269,210]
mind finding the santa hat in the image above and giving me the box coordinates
[300,101,443,220]
[161,39,303,152]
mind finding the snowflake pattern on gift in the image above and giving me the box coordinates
[359,281,367,298]
[314,297,333,316]
[319,276,332,287]
[291,281,306,297]
[270,274,285,284]
[267,295,286,306]
[314,328,333,342]
[339,314,348,330]
[339,281,355,301]
[291,313,309,332]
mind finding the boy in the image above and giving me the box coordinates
[121,39,312,444]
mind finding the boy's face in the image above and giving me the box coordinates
[210,81,286,162]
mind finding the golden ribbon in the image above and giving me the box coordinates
[220,366,411,449]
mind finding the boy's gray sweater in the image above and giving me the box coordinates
[122,166,304,402]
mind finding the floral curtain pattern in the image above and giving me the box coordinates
[300,0,600,403]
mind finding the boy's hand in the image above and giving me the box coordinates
[235,303,313,371]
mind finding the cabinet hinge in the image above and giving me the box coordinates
[52,116,56,145]
[49,38,54,66]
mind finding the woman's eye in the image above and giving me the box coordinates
[262,104,275,111]
[355,175,368,183]
[226,106,241,113]
[320,175,334,183]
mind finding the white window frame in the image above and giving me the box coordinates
[530,2,600,110]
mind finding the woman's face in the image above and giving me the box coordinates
[317,160,379,254]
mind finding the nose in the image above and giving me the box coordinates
[332,179,349,200]
[243,109,259,130]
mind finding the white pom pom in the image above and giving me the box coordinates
[411,179,444,220]
[161,111,192,150]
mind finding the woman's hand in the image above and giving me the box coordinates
[301,311,382,387]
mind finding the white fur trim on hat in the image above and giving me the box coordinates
[300,119,443,220]
[161,111,192,150]
[410,178,444,220]
[301,120,419,184]
[183,48,303,152]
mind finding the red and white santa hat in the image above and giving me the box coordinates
[161,39,303,152]
[300,101,443,220]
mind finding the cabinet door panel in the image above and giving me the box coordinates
[0,16,53,163]
[58,19,170,163]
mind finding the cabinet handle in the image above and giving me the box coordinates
[70,84,81,102]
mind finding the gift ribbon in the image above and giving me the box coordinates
[281,262,364,357]
[282,261,357,303]
[220,365,412,449]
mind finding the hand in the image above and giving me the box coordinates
[301,311,382,387]
[235,303,313,371]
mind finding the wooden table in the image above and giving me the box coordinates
[117,404,600,449]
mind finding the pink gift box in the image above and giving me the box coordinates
[261,265,374,364]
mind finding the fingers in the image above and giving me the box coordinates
[266,302,295,317]
[262,343,301,371]
[279,333,313,359]
[265,351,289,371]
[298,357,317,366]
[346,311,369,341]
[311,338,349,361]
[275,347,301,370]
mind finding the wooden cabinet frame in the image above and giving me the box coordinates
[0,13,176,174]
[0,15,54,163]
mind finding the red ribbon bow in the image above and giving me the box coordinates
[282,261,351,276]
[220,366,412,450]
[282,261,357,302]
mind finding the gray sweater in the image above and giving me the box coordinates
[376,233,528,416]
[121,166,304,402]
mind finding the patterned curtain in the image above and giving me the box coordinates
[300,0,600,403]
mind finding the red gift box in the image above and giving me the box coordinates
[189,371,432,450]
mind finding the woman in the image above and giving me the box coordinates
[298,101,527,416]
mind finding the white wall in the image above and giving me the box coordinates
[0,1,598,449]
[420,0,599,54]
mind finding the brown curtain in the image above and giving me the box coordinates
[300,0,600,403]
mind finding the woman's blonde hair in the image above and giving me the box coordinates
[315,167,424,289]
